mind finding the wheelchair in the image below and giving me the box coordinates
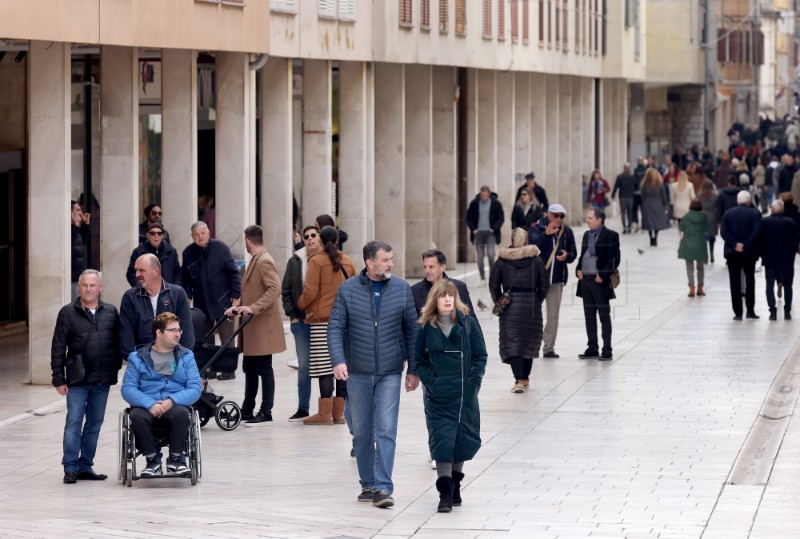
[117,407,202,486]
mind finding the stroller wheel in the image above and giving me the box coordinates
[215,401,242,431]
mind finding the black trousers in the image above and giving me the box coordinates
[581,277,612,355]
[509,357,533,381]
[242,354,274,416]
[726,255,756,316]
[129,405,191,457]
[766,266,793,312]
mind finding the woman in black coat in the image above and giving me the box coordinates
[510,188,543,229]
[415,280,486,513]
[490,228,550,393]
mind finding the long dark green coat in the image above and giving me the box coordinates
[678,210,709,263]
[415,312,487,463]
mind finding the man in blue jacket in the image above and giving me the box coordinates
[721,191,762,320]
[329,240,419,509]
[121,312,202,477]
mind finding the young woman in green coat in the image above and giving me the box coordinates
[415,280,487,513]
[678,199,709,297]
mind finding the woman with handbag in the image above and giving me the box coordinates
[489,228,550,393]
[415,280,487,513]
[298,226,356,424]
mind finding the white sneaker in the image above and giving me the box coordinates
[430,459,436,469]
[286,358,299,369]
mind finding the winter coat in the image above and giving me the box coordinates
[720,205,762,259]
[238,249,287,356]
[298,251,357,324]
[699,193,719,236]
[281,248,307,321]
[715,186,743,223]
[119,280,195,357]
[713,164,734,189]
[640,184,670,231]
[575,226,621,301]
[181,238,242,321]
[528,217,578,285]
[758,214,800,270]
[678,210,709,263]
[587,177,611,206]
[670,182,696,219]
[125,240,181,288]
[328,270,418,375]
[465,193,505,245]
[121,344,202,409]
[51,299,122,387]
[489,245,549,362]
[410,274,480,330]
[138,221,171,245]
[415,312,487,463]
[511,204,543,229]
[71,224,89,282]
[516,183,549,209]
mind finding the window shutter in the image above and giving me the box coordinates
[439,0,449,32]
[318,0,336,19]
[555,0,561,48]
[483,0,492,38]
[539,0,545,45]
[338,0,356,21]
[456,0,466,34]
[730,30,740,63]
[511,0,519,42]
[399,0,413,26]
[421,0,431,28]
[563,0,569,51]
[717,28,727,63]
[522,0,529,44]
[498,0,506,40]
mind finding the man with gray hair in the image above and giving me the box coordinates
[120,253,194,357]
[720,190,762,320]
[758,199,800,320]
[612,163,636,234]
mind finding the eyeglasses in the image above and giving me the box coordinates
[303,233,318,240]
[163,328,182,334]
[551,213,565,219]
[148,231,164,236]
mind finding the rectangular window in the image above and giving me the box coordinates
[339,0,355,21]
[555,0,561,49]
[498,0,506,41]
[730,30,741,63]
[717,28,728,63]
[439,0,449,32]
[548,0,553,47]
[575,0,581,53]
[400,0,413,26]
[456,0,466,34]
[522,0,529,44]
[511,0,519,43]
[483,0,492,39]
[318,0,336,18]
[562,0,569,51]
[421,0,431,29]
[270,0,297,12]
[539,0,545,45]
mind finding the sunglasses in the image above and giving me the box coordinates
[150,210,162,216]
[148,231,165,236]
[551,213,565,219]
[303,232,318,240]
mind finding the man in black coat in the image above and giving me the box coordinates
[758,200,800,320]
[411,249,479,328]
[720,191,762,320]
[529,204,578,358]
[575,209,620,360]
[716,176,744,223]
[465,186,505,282]
[632,157,647,230]
[777,154,796,194]
[182,222,241,378]
[125,222,181,288]
[515,172,549,209]
[612,163,637,234]
[51,269,121,484]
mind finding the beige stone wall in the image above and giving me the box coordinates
[645,0,702,85]
[0,0,268,52]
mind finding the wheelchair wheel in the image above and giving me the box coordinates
[117,412,126,482]
[215,401,242,431]
[126,467,133,487]
[189,410,202,482]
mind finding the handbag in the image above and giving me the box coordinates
[610,269,621,289]
[492,274,519,317]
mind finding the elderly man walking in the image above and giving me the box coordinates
[758,200,800,320]
[720,191,762,320]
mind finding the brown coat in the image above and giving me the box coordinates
[297,251,356,324]
[239,249,287,356]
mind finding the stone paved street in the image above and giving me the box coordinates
[1,215,799,538]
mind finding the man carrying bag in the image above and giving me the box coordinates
[51,269,122,484]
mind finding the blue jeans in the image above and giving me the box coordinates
[291,321,311,410]
[62,385,110,473]
[347,372,401,494]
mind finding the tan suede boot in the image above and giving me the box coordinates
[697,285,705,296]
[688,285,695,297]
[303,398,334,425]
[332,397,346,424]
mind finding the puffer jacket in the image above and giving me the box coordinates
[415,311,487,463]
[489,245,549,362]
[125,240,182,288]
[121,344,202,409]
[298,251,357,324]
[51,299,122,387]
[328,269,418,375]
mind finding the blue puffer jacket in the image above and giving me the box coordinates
[328,269,418,375]
[121,344,202,409]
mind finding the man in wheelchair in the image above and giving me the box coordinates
[121,312,202,477]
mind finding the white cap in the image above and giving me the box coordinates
[548,203,567,214]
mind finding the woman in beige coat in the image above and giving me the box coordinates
[298,226,356,425]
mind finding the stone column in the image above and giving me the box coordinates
[514,73,531,181]
[261,58,294,272]
[496,71,515,244]
[215,52,253,259]
[544,74,560,202]
[476,70,496,192]
[339,61,372,269]
[431,66,458,267]
[569,76,585,217]
[161,48,198,254]
[28,40,71,384]
[530,74,546,182]
[557,75,573,212]
[404,64,433,278]
[629,83,646,162]
[374,63,405,276]
[301,59,333,226]
[100,46,139,308]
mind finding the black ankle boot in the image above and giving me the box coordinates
[436,476,455,513]
[452,471,464,506]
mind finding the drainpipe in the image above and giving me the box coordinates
[249,53,269,71]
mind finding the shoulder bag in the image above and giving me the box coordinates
[492,273,519,317]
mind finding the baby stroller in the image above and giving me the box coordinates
[190,308,253,431]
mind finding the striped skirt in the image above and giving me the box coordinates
[309,323,334,378]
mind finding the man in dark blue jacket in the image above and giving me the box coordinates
[529,204,578,358]
[120,254,194,357]
[329,240,419,509]
[410,249,479,328]
[465,187,505,282]
[182,221,241,377]
[720,191,762,320]
[758,200,800,320]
